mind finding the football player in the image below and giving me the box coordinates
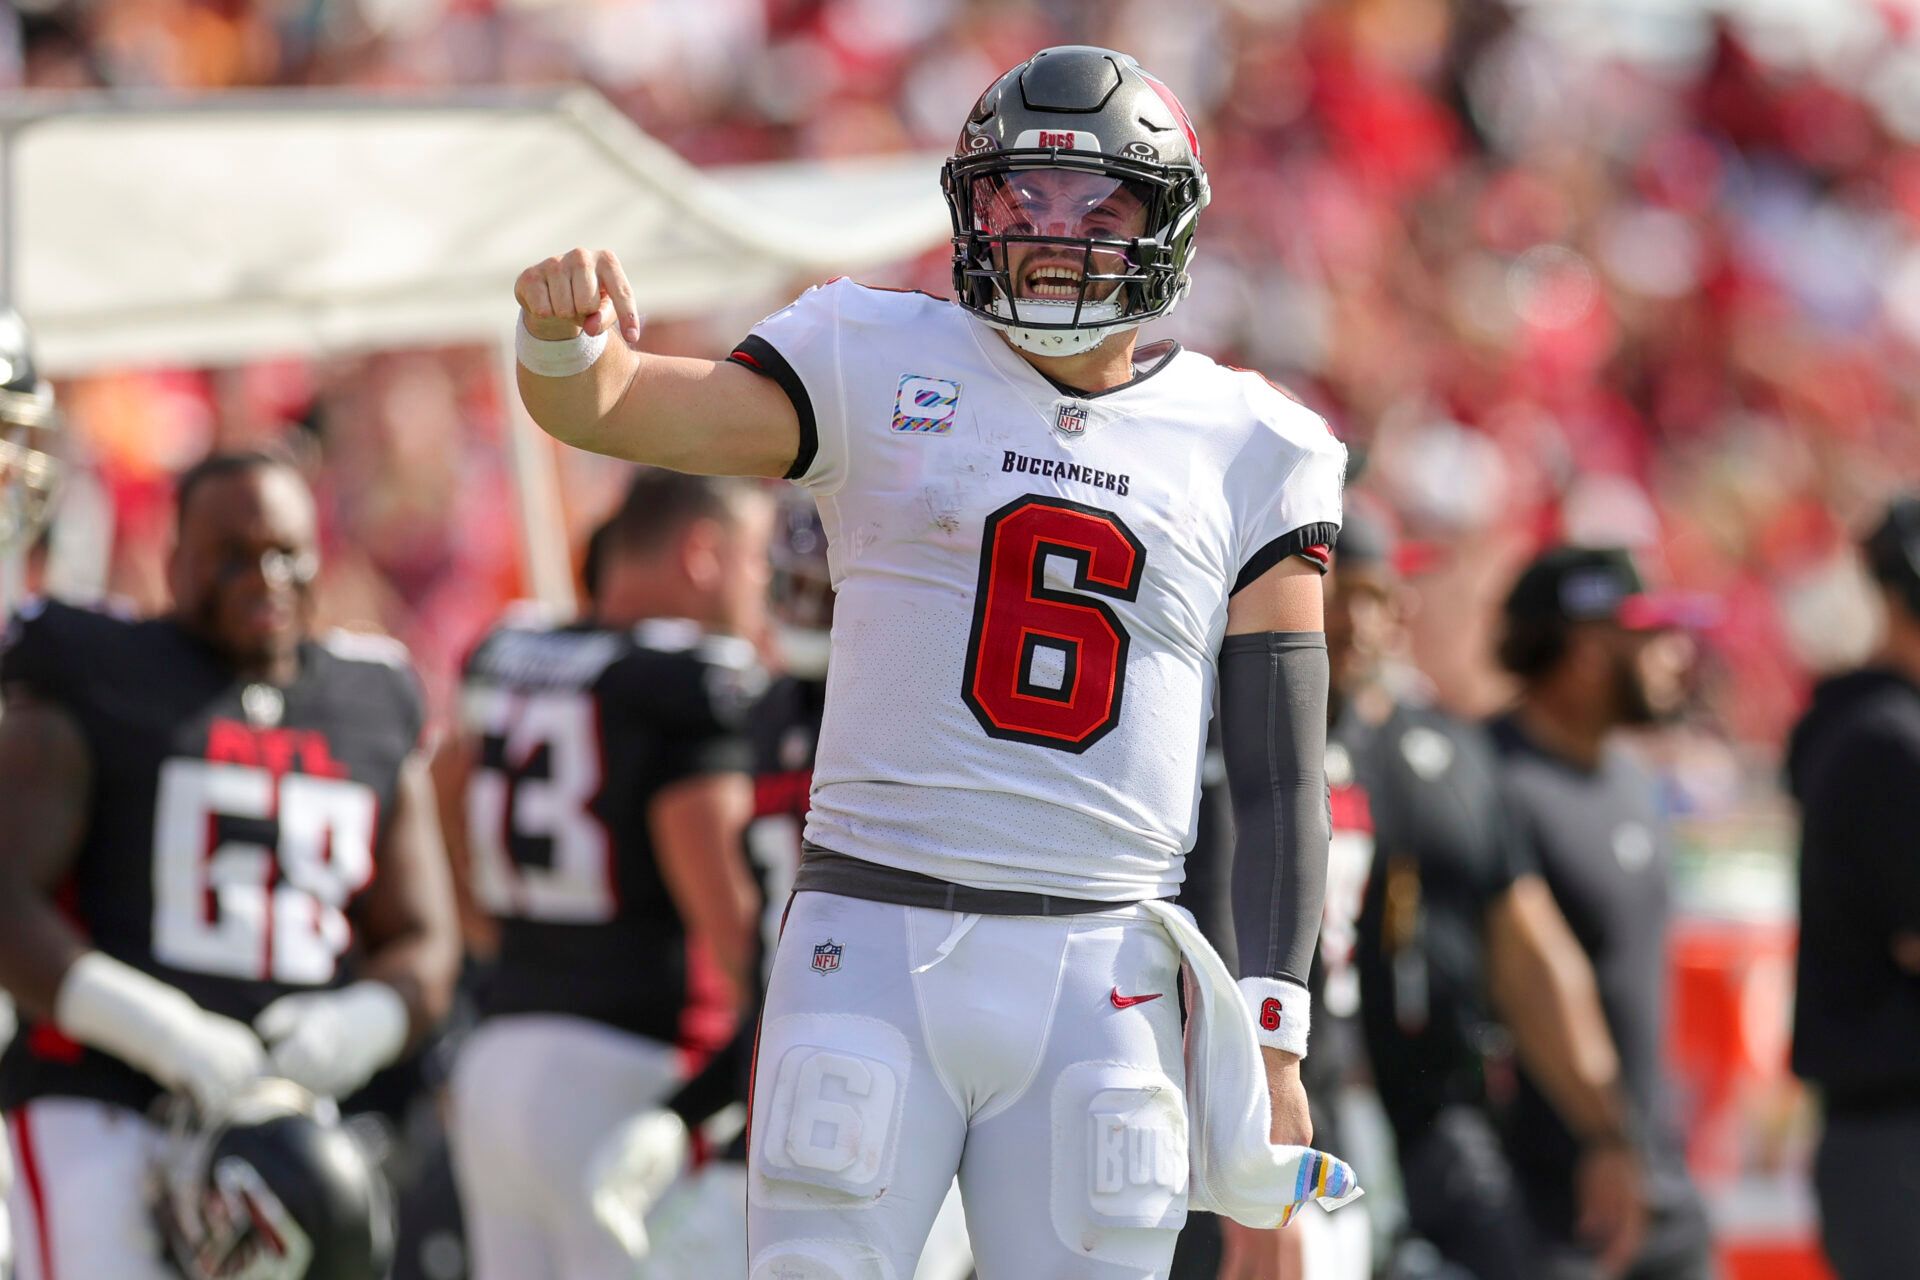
[513,45,1351,1278]
[0,450,460,1280]
[608,495,977,1280]
[442,468,772,1280]
[0,304,61,1280]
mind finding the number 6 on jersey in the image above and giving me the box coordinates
[963,495,1146,752]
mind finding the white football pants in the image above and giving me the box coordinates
[645,1166,975,1280]
[748,891,1190,1280]
[3,1098,171,1280]
[449,1014,689,1280]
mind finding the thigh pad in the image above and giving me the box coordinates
[1047,1061,1188,1264]
[751,1014,910,1209]
[748,1238,896,1280]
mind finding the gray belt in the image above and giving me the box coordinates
[794,842,1123,917]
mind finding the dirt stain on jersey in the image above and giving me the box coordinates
[923,487,963,534]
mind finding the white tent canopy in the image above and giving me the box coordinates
[0,89,951,606]
[1,89,950,375]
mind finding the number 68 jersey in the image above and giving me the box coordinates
[730,279,1345,902]
[0,599,424,1113]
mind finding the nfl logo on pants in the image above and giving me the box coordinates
[812,939,843,973]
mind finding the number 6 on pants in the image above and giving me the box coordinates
[753,1016,908,1204]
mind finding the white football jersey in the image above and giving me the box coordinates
[735,279,1345,900]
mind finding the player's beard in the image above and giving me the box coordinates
[1613,647,1677,726]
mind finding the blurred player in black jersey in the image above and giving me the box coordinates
[0,303,62,1280]
[0,450,460,1280]
[442,468,772,1280]
[600,494,980,1280]
[590,490,836,1277]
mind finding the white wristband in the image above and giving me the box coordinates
[516,311,610,377]
[1239,976,1311,1058]
[56,951,202,1074]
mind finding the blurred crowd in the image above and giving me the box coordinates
[9,0,1920,825]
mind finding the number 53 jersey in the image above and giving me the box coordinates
[731,279,1345,902]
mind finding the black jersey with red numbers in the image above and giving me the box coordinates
[461,616,763,1053]
[0,598,425,1113]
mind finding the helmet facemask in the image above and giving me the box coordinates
[0,373,59,555]
[944,148,1206,357]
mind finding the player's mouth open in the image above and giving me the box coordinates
[1024,265,1085,300]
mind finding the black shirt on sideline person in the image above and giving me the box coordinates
[1484,544,1713,1280]
[1789,666,1920,1108]
[1488,713,1705,1269]
[1789,491,1920,1280]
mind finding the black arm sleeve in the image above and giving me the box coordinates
[1221,632,1331,987]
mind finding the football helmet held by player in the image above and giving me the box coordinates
[154,1080,393,1280]
[941,45,1211,356]
[0,306,60,553]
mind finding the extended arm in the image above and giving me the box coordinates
[514,248,800,477]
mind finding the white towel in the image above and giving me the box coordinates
[1140,899,1365,1228]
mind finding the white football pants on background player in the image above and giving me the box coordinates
[749,891,1189,1279]
[3,1099,171,1280]
[449,1014,688,1280]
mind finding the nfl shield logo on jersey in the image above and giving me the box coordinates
[812,939,843,974]
[1054,402,1090,437]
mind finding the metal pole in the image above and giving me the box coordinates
[496,338,577,613]
[1,112,14,306]
[1,117,18,625]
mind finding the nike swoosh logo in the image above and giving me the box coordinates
[1110,988,1164,1009]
